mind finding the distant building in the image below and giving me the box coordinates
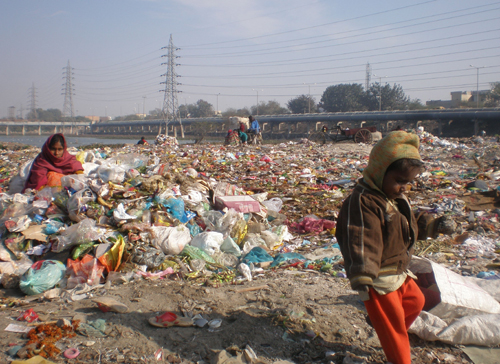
[8,106,15,119]
[426,90,489,108]
[99,116,112,122]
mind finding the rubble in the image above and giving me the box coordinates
[0,131,499,363]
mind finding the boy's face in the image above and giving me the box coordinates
[381,167,420,200]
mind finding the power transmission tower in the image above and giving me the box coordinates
[160,34,183,137]
[28,83,37,120]
[365,62,371,91]
[62,60,75,132]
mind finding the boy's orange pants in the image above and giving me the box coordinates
[364,277,425,364]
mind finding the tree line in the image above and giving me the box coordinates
[6,82,499,122]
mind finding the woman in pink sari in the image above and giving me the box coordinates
[23,134,83,192]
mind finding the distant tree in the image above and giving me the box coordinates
[484,82,500,107]
[408,98,427,110]
[189,99,214,118]
[287,95,317,114]
[124,114,139,121]
[366,83,409,111]
[222,107,250,117]
[320,84,367,112]
[178,104,189,118]
[250,100,289,115]
[146,108,162,119]
[26,108,63,121]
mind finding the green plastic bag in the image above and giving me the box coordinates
[181,245,216,264]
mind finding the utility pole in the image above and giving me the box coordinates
[62,60,75,132]
[470,64,484,108]
[160,34,183,137]
[143,96,146,118]
[373,74,387,111]
[28,83,37,120]
[365,62,371,91]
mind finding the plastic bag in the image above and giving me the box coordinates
[260,230,280,249]
[19,260,66,295]
[151,225,192,255]
[190,232,224,256]
[241,247,273,265]
[97,165,126,183]
[162,198,195,223]
[67,188,96,222]
[238,263,252,281]
[262,197,283,212]
[132,246,165,269]
[201,210,224,231]
[53,218,103,253]
[67,254,106,289]
[181,245,216,264]
[220,236,241,257]
[241,233,267,255]
[61,174,87,191]
[98,236,125,272]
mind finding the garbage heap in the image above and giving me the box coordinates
[0,131,500,354]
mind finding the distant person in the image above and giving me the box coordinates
[239,121,246,133]
[238,129,248,144]
[137,136,148,145]
[23,134,83,192]
[247,116,260,135]
[322,125,328,133]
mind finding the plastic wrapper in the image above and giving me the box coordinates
[19,260,66,295]
[67,188,96,222]
[4,215,31,232]
[151,225,192,255]
[162,198,195,223]
[98,236,125,272]
[190,231,224,255]
[53,218,104,253]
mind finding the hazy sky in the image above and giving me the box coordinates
[1,0,499,118]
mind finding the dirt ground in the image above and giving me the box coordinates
[0,267,474,364]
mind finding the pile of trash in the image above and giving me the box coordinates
[0,130,500,362]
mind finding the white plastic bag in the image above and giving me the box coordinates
[151,225,192,255]
[97,165,126,183]
[190,232,224,255]
[53,218,104,252]
[262,197,283,212]
[61,174,87,191]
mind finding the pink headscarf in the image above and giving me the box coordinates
[23,134,83,191]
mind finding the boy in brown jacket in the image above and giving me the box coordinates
[336,131,443,364]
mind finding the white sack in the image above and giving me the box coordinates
[410,257,500,320]
[409,311,500,346]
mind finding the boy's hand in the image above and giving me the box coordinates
[354,284,371,292]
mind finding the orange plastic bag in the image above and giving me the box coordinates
[67,254,105,288]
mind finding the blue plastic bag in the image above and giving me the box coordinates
[20,260,66,295]
[241,247,273,265]
[162,198,195,223]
